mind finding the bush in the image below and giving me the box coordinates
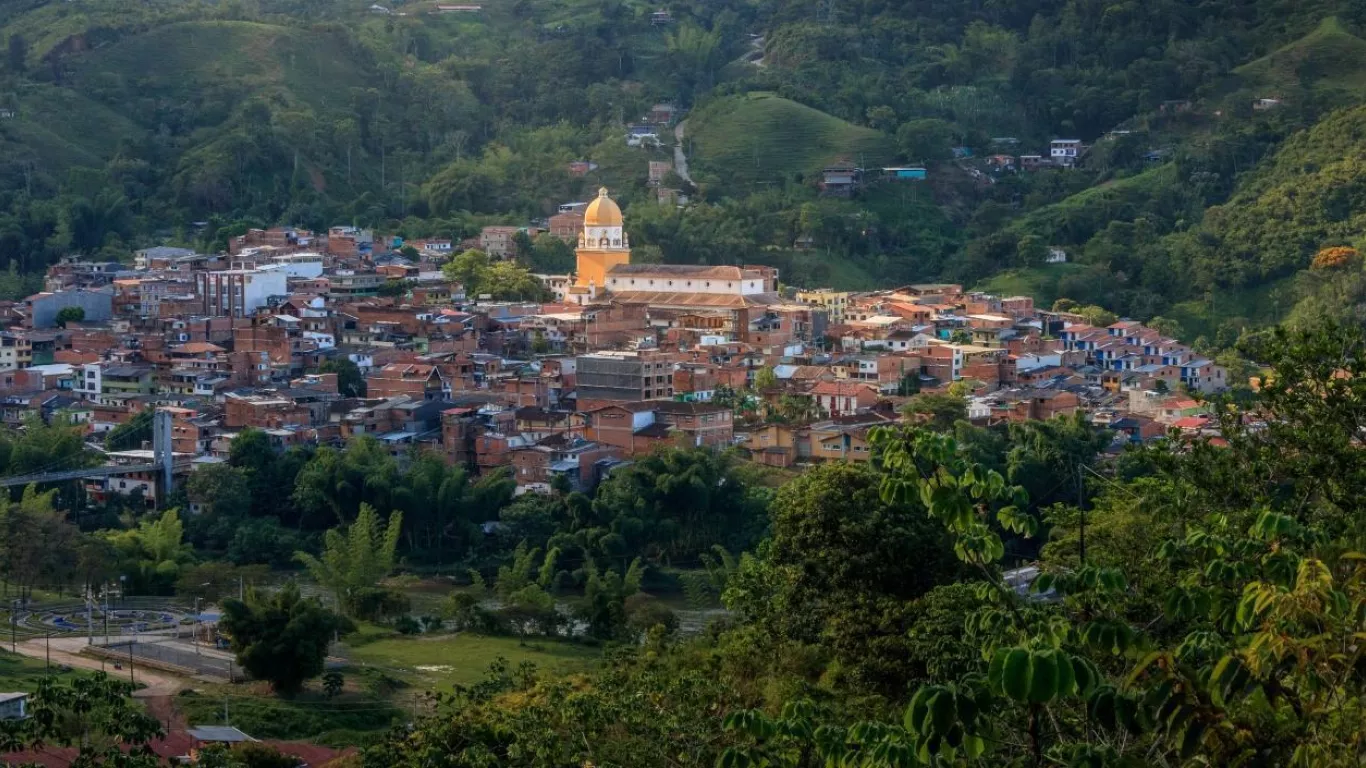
[393,616,421,635]
[345,588,411,622]
[624,594,678,638]
[444,592,506,635]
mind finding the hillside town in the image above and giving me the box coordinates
[0,189,1226,506]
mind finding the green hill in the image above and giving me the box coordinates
[70,20,376,120]
[0,85,142,171]
[687,93,895,190]
[1230,17,1366,101]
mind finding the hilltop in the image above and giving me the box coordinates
[1229,17,1366,103]
[687,93,895,191]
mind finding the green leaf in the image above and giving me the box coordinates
[1027,650,1059,703]
[1002,648,1032,701]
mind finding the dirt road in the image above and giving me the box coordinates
[13,636,186,698]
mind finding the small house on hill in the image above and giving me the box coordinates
[820,166,860,197]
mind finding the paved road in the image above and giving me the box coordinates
[673,120,693,185]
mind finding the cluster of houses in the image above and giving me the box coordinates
[0,188,1227,507]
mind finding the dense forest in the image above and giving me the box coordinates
[4,0,1366,338]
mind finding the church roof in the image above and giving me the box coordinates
[607,264,755,279]
[609,291,783,309]
[583,187,623,227]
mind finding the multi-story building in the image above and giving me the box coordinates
[194,269,288,318]
[796,289,851,325]
[480,226,542,259]
[575,350,675,411]
[548,211,584,242]
[0,333,29,371]
[1050,139,1084,167]
[325,271,384,299]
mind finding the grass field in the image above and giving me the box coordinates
[0,649,86,689]
[688,92,894,190]
[975,263,1086,306]
[344,633,600,691]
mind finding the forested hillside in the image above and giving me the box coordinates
[3,0,1366,333]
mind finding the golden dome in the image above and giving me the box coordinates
[583,187,623,227]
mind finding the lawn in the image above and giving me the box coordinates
[344,633,600,691]
[0,649,86,689]
[975,263,1086,306]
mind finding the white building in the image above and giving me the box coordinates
[76,362,103,402]
[194,269,288,318]
[1050,139,1084,167]
[604,264,778,296]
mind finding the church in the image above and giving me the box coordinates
[564,188,781,310]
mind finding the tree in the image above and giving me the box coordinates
[104,508,192,595]
[0,485,82,599]
[186,463,251,519]
[227,428,295,520]
[375,279,411,298]
[583,447,771,562]
[219,582,350,695]
[295,503,403,615]
[725,462,960,694]
[901,392,967,431]
[0,673,162,764]
[442,248,490,292]
[1147,315,1185,339]
[53,306,84,328]
[105,408,154,451]
[319,358,367,397]
[577,558,644,641]
[1077,304,1118,327]
[480,260,544,300]
[529,235,574,273]
[752,366,777,391]
[174,561,268,604]
[322,671,344,700]
[896,119,954,162]
[719,324,1366,767]
[1016,234,1048,266]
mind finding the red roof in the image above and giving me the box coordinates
[1170,416,1210,429]
[809,380,873,397]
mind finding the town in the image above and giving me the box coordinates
[0,187,1226,506]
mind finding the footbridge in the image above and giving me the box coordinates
[1,410,179,498]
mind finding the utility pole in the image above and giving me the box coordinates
[86,587,93,646]
[223,699,229,726]
[44,634,49,672]
[193,597,200,656]
[128,642,135,687]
